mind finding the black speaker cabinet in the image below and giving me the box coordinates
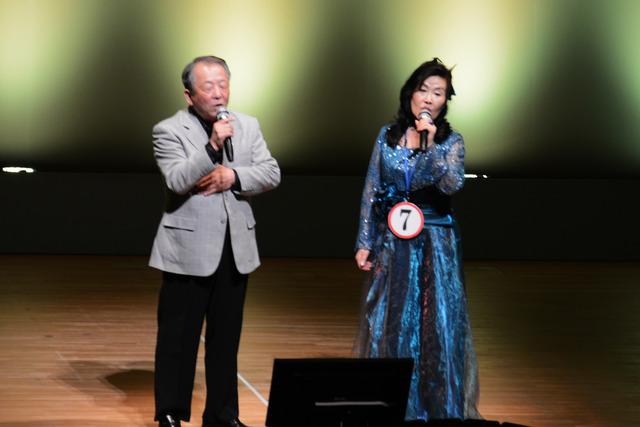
[266,358,414,427]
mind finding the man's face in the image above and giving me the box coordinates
[184,62,230,122]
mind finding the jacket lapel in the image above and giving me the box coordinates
[179,109,208,151]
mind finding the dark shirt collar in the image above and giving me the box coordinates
[188,107,225,165]
[188,107,213,138]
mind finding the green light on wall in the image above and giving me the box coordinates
[596,0,640,161]
[1,0,638,176]
[368,0,560,169]
[0,0,104,156]
[149,0,331,164]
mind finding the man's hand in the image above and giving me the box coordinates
[196,165,236,195]
[210,116,235,149]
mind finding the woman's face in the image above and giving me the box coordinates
[410,75,448,120]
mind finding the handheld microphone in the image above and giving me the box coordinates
[418,110,431,150]
[216,106,234,161]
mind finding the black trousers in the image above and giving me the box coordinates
[154,229,248,423]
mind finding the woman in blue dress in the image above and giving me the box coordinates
[354,58,480,421]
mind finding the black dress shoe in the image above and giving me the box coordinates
[203,417,248,427]
[159,414,181,427]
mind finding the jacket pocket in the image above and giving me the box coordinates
[162,214,196,231]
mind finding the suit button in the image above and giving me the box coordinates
[220,218,226,224]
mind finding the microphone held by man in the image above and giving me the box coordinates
[216,106,234,161]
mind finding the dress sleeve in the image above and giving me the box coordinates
[435,133,465,195]
[355,127,385,251]
[410,132,465,195]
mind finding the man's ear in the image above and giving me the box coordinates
[183,89,194,106]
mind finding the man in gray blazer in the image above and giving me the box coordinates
[150,55,280,427]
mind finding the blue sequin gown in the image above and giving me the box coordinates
[354,125,480,421]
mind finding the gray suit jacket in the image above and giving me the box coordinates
[149,109,280,276]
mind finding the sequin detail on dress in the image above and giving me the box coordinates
[355,125,480,421]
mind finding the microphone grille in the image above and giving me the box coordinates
[216,106,230,120]
[419,110,431,120]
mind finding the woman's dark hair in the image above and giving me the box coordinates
[386,58,455,148]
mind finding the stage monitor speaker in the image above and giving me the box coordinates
[410,421,515,426]
[420,420,500,426]
[265,358,414,427]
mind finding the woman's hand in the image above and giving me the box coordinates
[414,115,437,147]
[355,249,373,271]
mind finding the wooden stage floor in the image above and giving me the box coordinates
[0,255,638,427]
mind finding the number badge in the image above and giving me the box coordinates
[387,202,424,239]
